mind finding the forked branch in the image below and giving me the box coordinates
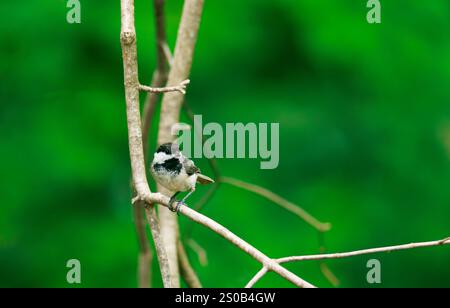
[246,237,450,288]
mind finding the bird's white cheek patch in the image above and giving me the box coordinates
[153,152,172,164]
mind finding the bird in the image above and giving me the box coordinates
[150,142,215,213]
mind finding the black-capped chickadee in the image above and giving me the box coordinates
[151,142,214,212]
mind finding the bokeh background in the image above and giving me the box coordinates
[1,0,449,288]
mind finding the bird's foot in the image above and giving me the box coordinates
[174,201,185,215]
[168,195,177,212]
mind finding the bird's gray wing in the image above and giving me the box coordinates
[183,157,214,184]
[184,158,200,176]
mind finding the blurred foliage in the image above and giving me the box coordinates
[0,0,449,288]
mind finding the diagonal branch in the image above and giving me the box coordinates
[186,238,208,266]
[245,267,268,288]
[316,231,339,287]
[220,176,331,232]
[245,237,450,288]
[136,192,317,288]
[178,240,202,288]
[182,99,221,180]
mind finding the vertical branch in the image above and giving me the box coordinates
[133,205,152,288]
[133,0,169,288]
[156,0,205,288]
[157,0,204,143]
[317,231,340,287]
[145,205,172,286]
[120,0,173,288]
[120,0,148,196]
[142,0,171,157]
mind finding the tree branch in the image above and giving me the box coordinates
[186,239,208,266]
[133,204,152,288]
[144,205,172,286]
[220,176,331,232]
[120,0,173,288]
[141,0,170,159]
[276,237,450,263]
[139,79,190,94]
[185,99,338,285]
[133,0,172,288]
[123,0,449,289]
[245,267,268,288]
[156,0,205,288]
[245,237,450,288]
[178,240,202,288]
[136,192,316,288]
[316,231,339,287]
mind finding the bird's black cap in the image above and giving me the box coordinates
[156,143,179,155]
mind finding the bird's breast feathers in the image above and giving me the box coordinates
[151,162,196,192]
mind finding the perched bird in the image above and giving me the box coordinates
[150,142,215,212]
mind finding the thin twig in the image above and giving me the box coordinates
[178,240,202,288]
[245,237,450,287]
[182,100,221,180]
[120,0,172,288]
[317,231,340,287]
[154,0,170,72]
[439,237,450,244]
[187,238,208,266]
[220,176,331,232]
[320,263,340,287]
[139,79,190,94]
[276,238,450,263]
[245,267,268,288]
[162,41,174,67]
[194,183,220,212]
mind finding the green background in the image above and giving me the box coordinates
[1,0,449,288]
